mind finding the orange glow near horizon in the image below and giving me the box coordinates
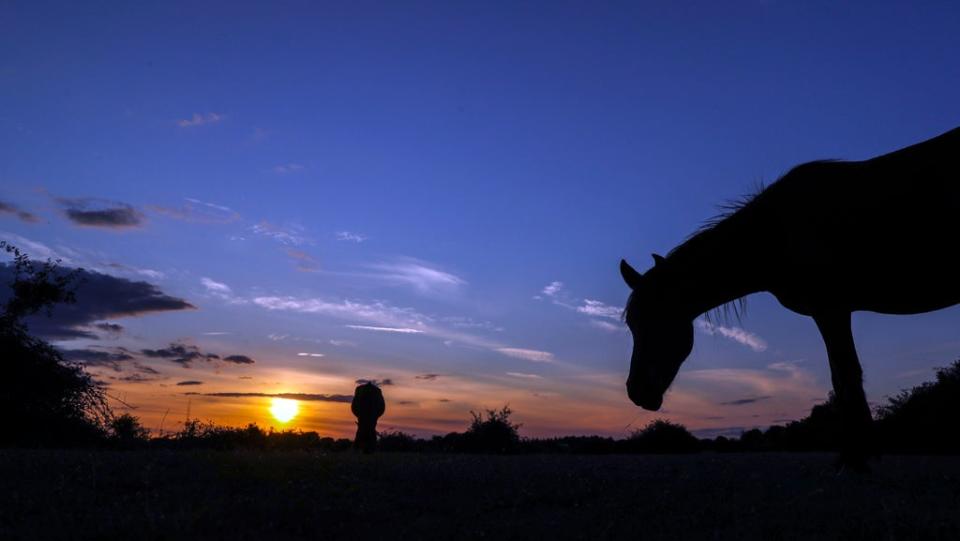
[269,398,300,423]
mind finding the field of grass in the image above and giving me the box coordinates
[2,450,959,540]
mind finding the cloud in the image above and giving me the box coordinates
[149,198,239,224]
[186,392,353,403]
[335,231,368,243]
[273,163,304,174]
[104,262,165,281]
[0,266,195,339]
[346,325,424,334]
[141,343,219,367]
[0,201,40,223]
[719,395,772,406]
[356,378,394,386]
[590,320,623,332]
[367,259,465,295]
[296,352,325,357]
[176,380,204,386]
[201,277,231,295]
[496,348,555,363]
[0,233,71,263]
[695,319,767,352]
[415,374,441,381]
[60,347,135,370]
[176,112,223,128]
[537,281,622,330]
[251,221,311,246]
[92,322,124,337]
[506,372,543,379]
[223,354,255,365]
[328,339,356,347]
[576,299,621,319]
[542,281,563,297]
[59,198,143,229]
[286,249,319,272]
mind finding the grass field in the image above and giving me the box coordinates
[2,450,959,540]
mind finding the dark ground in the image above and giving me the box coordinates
[2,451,959,540]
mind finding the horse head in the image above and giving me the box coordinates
[620,256,694,411]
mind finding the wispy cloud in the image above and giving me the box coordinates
[185,392,352,403]
[286,249,319,272]
[0,201,40,223]
[177,112,223,128]
[273,163,304,174]
[368,259,466,295]
[537,281,623,330]
[297,352,325,357]
[201,277,244,304]
[176,380,204,386]
[335,231,368,243]
[496,348,555,363]
[149,198,239,224]
[506,372,543,379]
[576,299,621,319]
[590,320,624,332]
[201,277,231,295]
[346,325,424,334]
[58,197,143,229]
[719,395,771,406]
[542,281,563,297]
[696,319,767,352]
[251,221,311,246]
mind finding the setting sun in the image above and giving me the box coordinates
[269,398,299,423]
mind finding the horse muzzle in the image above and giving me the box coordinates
[627,381,663,411]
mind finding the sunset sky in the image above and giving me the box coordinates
[3,2,960,439]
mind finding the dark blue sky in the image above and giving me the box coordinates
[2,1,960,436]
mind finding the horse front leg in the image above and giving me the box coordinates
[813,312,874,472]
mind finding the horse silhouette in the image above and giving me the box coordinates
[621,126,960,469]
[351,382,385,453]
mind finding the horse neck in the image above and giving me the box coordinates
[660,219,769,320]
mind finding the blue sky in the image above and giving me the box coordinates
[3,1,960,437]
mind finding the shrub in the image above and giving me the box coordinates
[462,406,521,453]
[623,419,700,454]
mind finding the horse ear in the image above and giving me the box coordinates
[620,259,643,289]
[652,253,665,266]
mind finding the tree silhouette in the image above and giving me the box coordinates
[0,242,110,446]
[463,406,521,453]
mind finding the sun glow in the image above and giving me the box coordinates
[270,398,300,423]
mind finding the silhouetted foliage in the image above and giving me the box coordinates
[0,242,110,447]
[462,406,521,453]
[109,413,150,448]
[623,419,700,454]
[876,360,960,453]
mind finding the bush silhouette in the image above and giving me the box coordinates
[0,242,110,446]
[109,413,150,448]
[876,360,960,453]
[624,419,699,453]
[462,406,521,453]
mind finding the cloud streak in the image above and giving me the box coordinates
[696,319,768,352]
[177,112,223,127]
[186,392,353,403]
[0,201,40,223]
[496,348,555,363]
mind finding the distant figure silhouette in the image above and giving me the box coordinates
[620,126,960,470]
[351,382,385,454]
